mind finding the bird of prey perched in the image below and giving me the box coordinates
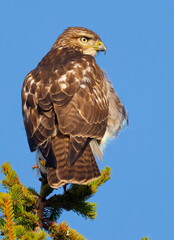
[22,27,128,188]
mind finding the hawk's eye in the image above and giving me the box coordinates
[80,37,88,43]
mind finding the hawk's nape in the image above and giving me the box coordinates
[22,27,128,188]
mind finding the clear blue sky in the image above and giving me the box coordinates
[0,1,174,239]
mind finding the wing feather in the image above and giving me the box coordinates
[22,49,109,168]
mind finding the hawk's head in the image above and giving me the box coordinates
[52,27,106,56]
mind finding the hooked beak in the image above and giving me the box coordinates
[97,41,107,54]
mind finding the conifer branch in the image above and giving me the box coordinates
[0,193,16,240]
[49,221,87,240]
[44,166,111,222]
[1,162,20,189]
[0,162,47,239]
[0,162,150,239]
[0,162,112,239]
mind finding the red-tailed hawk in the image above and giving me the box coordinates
[22,27,128,188]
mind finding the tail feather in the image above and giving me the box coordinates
[47,132,100,189]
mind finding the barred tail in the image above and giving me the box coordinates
[47,132,100,189]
